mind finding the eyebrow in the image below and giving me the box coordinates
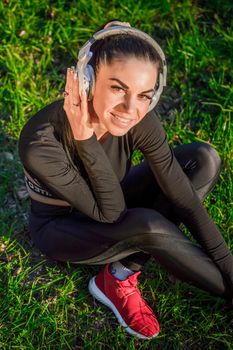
[109,78,154,94]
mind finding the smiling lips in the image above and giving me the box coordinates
[110,112,134,128]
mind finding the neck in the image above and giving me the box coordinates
[92,119,109,142]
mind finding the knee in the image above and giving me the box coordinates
[125,207,178,236]
[196,142,222,176]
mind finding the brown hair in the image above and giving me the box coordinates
[89,22,162,75]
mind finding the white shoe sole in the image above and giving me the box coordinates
[88,276,159,340]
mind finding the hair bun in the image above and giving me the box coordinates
[104,21,131,29]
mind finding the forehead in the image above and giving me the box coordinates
[96,57,158,87]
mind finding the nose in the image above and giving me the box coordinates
[123,95,135,114]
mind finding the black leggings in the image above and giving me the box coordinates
[29,142,230,299]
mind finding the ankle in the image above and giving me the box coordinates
[110,261,135,281]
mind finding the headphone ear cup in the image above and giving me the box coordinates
[148,72,164,112]
[148,91,159,112]
[85,64,95,100]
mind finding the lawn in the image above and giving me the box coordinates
[0,0,232,349]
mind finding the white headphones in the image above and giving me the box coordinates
[76,21,167,112]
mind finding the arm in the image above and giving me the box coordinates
[21,131,126,223]
[19,66,126,223]
[132,111,233,294]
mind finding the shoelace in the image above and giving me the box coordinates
[117,280,147,310]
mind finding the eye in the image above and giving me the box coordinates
[111,85,125,92]
[138,94,153,101]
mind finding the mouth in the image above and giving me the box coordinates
[110,112,134,128]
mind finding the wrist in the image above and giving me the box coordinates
[72,125,94,140]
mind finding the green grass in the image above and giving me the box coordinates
[0,0,233,349]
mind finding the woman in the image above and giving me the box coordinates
[19,21,233,340]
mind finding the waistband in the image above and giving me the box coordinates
[24,168,71,207]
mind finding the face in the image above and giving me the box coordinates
[90,57,158,139]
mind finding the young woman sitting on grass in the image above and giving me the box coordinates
[18,21,233,340]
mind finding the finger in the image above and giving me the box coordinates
[68,68,73,97]
[64,68,71,95]
[73,68,78,81]
[67,67,80,107]
[68,68,77,109]
[72,72,80,106]
[80,89,89,119]
[64,68,73,112]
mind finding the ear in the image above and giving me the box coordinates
[148,73,164,112]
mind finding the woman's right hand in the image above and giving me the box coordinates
[63,67,94,140]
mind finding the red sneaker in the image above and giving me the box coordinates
[88,264,160,339]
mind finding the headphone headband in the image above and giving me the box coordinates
[94,26,167,84]
[77,23,167,111]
